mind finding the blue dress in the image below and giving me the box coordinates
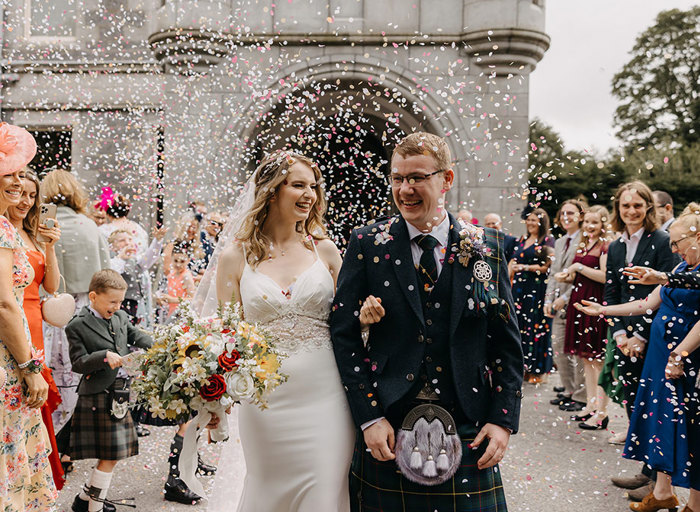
[623,261,700,489]
[512,237,554,375]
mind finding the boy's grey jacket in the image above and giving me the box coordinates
[67,307,152,395]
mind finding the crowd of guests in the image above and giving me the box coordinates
[0,124,227,511]
[1,122,698,512]
[485,181,698,512]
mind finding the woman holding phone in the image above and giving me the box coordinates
[6,168,64,489]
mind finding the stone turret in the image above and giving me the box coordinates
[463,0,550,76]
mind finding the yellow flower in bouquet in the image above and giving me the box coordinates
[256,353,280,380]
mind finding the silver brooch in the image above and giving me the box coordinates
[473,260,492,283]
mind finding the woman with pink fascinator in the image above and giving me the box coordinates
[0,123,57,510]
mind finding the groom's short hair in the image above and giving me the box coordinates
[392,132,452,171]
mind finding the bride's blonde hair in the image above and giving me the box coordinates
[237,150,327,267]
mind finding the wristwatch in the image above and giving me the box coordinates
[18,358,44,374]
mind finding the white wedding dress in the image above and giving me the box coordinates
[208,248,355,512]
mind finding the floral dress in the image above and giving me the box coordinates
[0,216,57,511]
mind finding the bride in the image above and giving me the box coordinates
[204,151,355,511]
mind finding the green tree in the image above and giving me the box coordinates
[612,7,700,148]
[527,119,628,225]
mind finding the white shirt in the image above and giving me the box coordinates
[619,227,645,265]
[613,227,647,343]
[405,214,451,276]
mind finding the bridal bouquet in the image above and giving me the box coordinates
[132,301,287,423]
[131,301,287,494]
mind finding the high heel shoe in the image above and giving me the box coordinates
[579,415,609,430]
[570,411,593,422]
[629,491,678,511]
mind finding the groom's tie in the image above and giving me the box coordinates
[414,234,439,297]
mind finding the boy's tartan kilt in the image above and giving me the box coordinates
[350,422,507,512]
[70,392,139,461]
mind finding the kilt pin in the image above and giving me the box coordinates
[331,213,523,511]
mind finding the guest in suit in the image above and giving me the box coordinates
[653,190,675,232]
[509,208,555,384]
[544,199,587,411]
[331,132,523,511]
[604,180,679,493]
[484,212,518,261]
[67,269,152,512]
[40,168,111,472]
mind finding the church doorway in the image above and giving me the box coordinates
[249,79,435,246]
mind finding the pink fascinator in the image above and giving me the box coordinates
[97,186,116,211]
[0,123,37,176]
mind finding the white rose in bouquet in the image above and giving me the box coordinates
[226,371,255,401]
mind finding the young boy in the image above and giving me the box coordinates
[67,269,153,512]
[108,228,164,325]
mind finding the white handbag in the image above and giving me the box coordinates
[42,276,76,328]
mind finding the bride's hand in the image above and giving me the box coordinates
[360,295,385,328]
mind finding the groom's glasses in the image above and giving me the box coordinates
[388,169,445,187]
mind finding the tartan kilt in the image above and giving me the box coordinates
[350,422,507,512]
[70,392,139,461]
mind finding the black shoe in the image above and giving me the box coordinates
[62,460,74,474]
[135,424,151,437]
[559,400,586,412]
[550,395,571,406]
[164,478,202,504]
[579,416,609,430]
[196,453,217,477]
[71,495,116,512]
[570,412,593,422]
[553,386,565,393]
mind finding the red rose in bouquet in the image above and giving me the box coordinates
[199,374,226,401]
[218,350,240,372]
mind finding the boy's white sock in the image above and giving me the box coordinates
[84,467,113,512]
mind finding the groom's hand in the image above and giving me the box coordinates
[364,419,395,461]
[471,423,510,470]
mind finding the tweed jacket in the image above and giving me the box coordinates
[544,232,580,311]
[604,229,679,343]
[67,307,152,394]
[330,213,524,433]
[55,206,111,294]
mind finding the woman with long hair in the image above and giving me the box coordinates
[0,124,57,510]
[557,205,611,429]
[208,150,354,511]
[577,203,700,512]
[509,208,555,383]
[5,168,65,489]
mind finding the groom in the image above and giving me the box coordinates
[330,132,523,511]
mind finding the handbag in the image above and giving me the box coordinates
[395,402,462,486]
[42,275,76,328]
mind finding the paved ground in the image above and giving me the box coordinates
[55,374,691,511]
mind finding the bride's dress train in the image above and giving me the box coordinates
[208,252,355,512]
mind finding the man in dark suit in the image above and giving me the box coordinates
[605,181,679,494]
[330,132,523,511]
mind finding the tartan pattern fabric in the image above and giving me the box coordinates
[70,392,139,461]
[350,422,508,512]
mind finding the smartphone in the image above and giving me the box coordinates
[37,203,57,243]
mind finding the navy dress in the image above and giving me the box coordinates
[624,261,700,489]
[512,237,554,375]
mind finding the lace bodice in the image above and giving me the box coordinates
[239,256,334,354]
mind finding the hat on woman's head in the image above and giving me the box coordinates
[0,123,37,176]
